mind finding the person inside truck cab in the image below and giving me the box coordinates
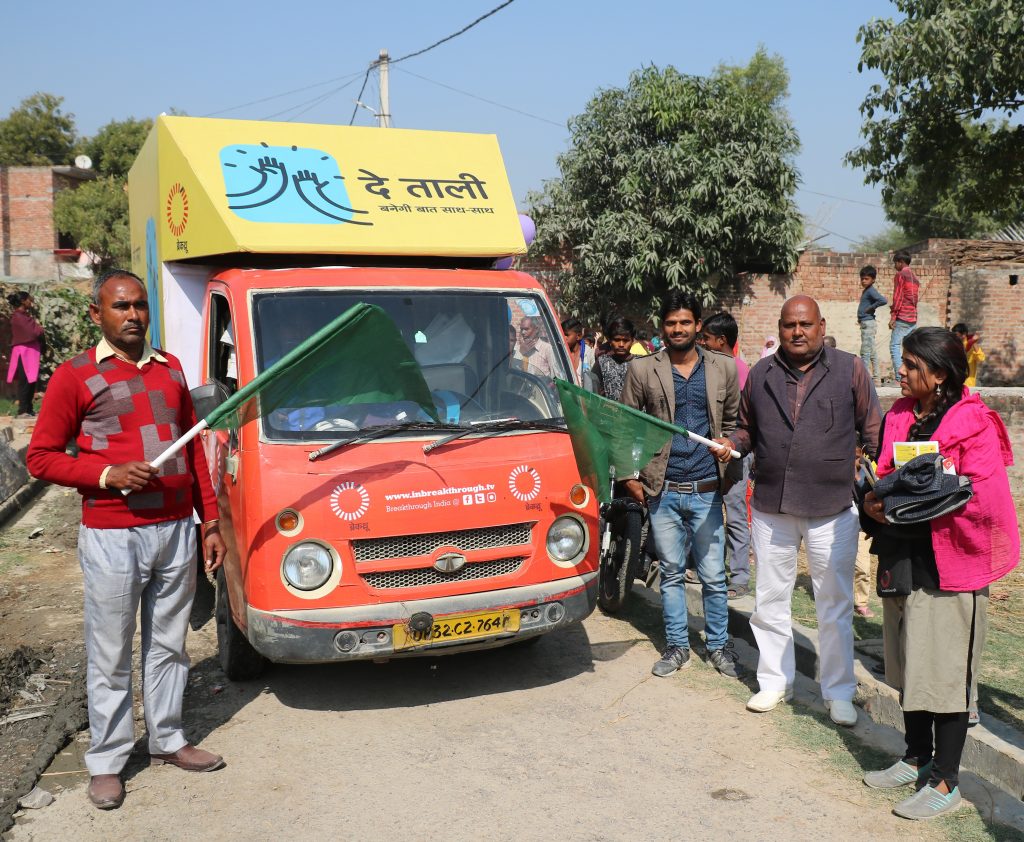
[513,315,558,378]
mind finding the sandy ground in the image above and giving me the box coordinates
[1,515,955,842]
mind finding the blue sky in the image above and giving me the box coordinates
[1,0,900,249]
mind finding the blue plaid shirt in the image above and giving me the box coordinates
[664,349,717,483]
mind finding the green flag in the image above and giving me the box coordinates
[206,302,439,431]
[555,378,689,502]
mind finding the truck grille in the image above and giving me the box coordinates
[351,523,534,562]
[360,556,525,590]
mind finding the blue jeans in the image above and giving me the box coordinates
[648,487,729,650]
[890,319,914,380]
[723,455,752,586]
[859,318,878,378]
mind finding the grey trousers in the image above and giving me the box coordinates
[78,518,196,775]
[723,454,752,586]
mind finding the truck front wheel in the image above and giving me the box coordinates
[215,567,266,680]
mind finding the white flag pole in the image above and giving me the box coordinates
[686,430,741,460]
[121,419,210,496]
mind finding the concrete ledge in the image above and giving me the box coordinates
[677,583,1024,801]
[0,438,46,529]
[0,475,47,529]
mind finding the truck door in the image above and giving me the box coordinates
[202,288,248,615]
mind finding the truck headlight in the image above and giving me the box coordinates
[282,542,334,591]
[546,516,586,563]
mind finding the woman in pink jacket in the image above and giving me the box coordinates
[861,327,1019,820]
[6,291,44,417]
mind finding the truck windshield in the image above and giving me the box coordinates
[252,289,571,440]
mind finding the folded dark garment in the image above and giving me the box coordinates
[873,453,973,524]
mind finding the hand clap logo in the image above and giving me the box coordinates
[220,142,371,226]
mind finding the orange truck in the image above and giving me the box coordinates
[129,116,598,678]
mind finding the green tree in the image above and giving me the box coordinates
[0,93,77,166]
[54,117,152,268]
[714,45,790,110]
[52,176,130,269]
[856,224,912,253]
[528,57,802,322]
[79,117,152,178]
[847,0,1024,238]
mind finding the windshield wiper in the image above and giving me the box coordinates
[423,417,566,454]
[309,421,456,461]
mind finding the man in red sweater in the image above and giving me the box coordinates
[27,270,227,810]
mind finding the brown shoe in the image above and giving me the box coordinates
[87,774,125,810]
[150,744,225,772]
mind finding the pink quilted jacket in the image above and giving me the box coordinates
[877,391,1020,591]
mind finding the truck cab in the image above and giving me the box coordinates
[129,117,598,677]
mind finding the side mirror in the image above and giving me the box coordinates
[190,381,231,419]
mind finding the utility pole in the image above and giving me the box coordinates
[377,49,391,128]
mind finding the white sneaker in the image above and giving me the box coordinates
[825,699,858,726]
[746,688,793,712]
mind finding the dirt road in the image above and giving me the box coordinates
[2,492,955,842]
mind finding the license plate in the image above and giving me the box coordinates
[393,609,521,651]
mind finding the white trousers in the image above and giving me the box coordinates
[79,518,196,775]
[749,506,858,701]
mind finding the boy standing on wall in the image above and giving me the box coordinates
[857,265,887,380]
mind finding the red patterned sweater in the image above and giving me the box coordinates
[27,348,217,529]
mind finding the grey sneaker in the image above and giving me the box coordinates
[652,646,690,677]
[864,759,932,789]
[893,785,962,820]
[708,641,741,678]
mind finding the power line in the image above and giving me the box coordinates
[289,79,363,122]
[807,225,861,245]
[201,2,516,122]
[391,0,516,64]
[798,187,962,224]
[395,67,564,128]
[348,68,373,125]
[203,70,365,117]
[259,77,362,121]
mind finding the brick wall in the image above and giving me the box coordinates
[0,168,58,277]
[521,240,1024,385]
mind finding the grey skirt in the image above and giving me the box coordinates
[882,587,988,713]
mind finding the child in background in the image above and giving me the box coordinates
[952,323,985,387]
[857,265,887,380]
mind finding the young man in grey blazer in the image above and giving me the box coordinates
[620,292,742,678]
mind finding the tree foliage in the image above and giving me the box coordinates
[528,56,802,322]
[855,224,912,253]
[79,117,152,178]
[53,176,130,269]
[54,118,151,268]
[847,0,1024,238]
[0,93,76,166]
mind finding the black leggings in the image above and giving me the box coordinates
[903,710,970,789]
[12,358,35,415]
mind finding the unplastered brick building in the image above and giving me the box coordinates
[0,164,95,282]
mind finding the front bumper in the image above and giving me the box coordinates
[245,572,598,663]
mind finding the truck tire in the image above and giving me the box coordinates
[598,504,643,614]
[215,567,266,681]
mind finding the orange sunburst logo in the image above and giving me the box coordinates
[166,182,189,237]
